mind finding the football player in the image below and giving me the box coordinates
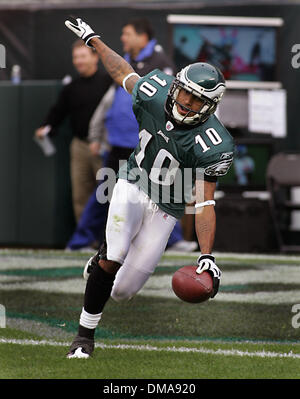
[65,18,235,358]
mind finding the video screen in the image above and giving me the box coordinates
[172,24,277,81]
[218,142,273,191]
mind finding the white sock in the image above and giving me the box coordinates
[79,307,102,329]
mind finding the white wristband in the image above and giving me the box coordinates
[195,200,216,208]
[122,72,140,93]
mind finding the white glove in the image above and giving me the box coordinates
[196,254,221,298]
[65,17,100,48]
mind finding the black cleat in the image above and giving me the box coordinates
[66,335,95,359]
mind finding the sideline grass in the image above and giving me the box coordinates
[1,328,300,379]
[1,250,300,380]
[1,335,300,379]
[2,291,299,342]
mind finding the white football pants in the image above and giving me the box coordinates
[105,179,177,302]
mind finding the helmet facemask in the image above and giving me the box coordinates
[165,63,225,126]
[168,79,218,126]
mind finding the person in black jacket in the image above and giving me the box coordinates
[35,39,112,222]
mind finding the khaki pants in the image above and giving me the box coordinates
[70,137,102,223]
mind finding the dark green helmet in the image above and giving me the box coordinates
[165,62,226,126]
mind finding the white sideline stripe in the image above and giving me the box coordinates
[0,338,300,359]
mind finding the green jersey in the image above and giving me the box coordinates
[118,69,235,219]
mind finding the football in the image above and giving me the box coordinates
[172,266,213,303]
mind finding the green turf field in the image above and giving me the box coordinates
[0,249,300,381]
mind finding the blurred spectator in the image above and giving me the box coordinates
[234,144,255,185]
[67,18,197,252]
[35,39,112,222]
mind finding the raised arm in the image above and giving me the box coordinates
[65,17,140,94]
[90,38,139,94]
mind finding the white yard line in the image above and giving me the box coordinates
[140,288,300,304]
[2,264,300,303]
[0,338,299,359]
[0,257,85,270]
[0,278,86,294]
[1,251,300,271]
[166,251,300,262]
